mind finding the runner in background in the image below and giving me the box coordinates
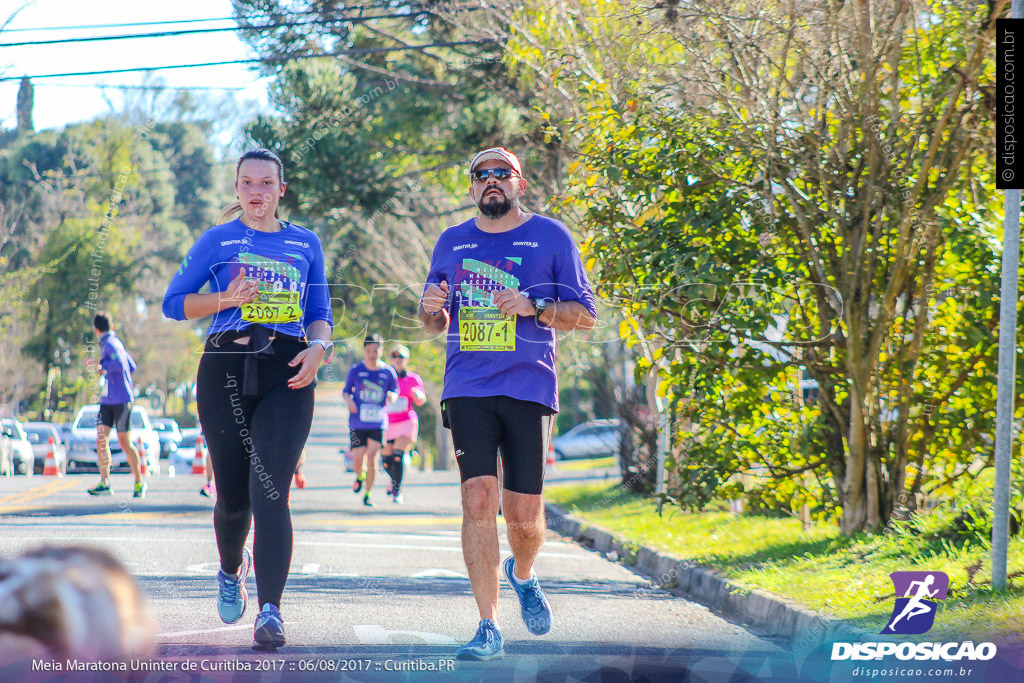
[86,314,145,498]
[293,449,307,489]
[343,333,398,507]
[419,147,597,661]
[382,344,426,504]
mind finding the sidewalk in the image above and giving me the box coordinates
[543,502,869,654]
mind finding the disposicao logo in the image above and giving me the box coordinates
[882,571,948,635]
[831,570,997,662]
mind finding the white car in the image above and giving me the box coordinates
[66,405,161,473]
[169,427,204,474]
[0,419,35,475]
[551,419,623,460]
[23,422,68,475]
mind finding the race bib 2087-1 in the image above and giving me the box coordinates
[458,307,515,351]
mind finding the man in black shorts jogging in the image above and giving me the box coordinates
[419,147,597,660]
[344,333,398,507]
[87,314,145,498]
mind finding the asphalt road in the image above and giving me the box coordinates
[0,391,801,682]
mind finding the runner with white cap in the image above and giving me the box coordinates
[419,146,597,660]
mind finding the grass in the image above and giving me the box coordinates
[546,481,1024,642]
[554,456,616,472]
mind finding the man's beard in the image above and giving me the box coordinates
[478,189,517,219]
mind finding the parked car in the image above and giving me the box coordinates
[152,418,184,460]
[0,419,35,475]
[0,431,13,476]
[551,419,623,461]
[66,405,161,473]
[22,422,68,475]
[170,427,204,474]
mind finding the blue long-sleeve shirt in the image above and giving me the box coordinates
[162,219,333,337]
[99,331,136,405]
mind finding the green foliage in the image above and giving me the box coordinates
[507,0,1006,532]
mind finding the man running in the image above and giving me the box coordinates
[382,344,426,504]
[419,147,597,660]
[87,314,145,498]
[344,333,398,507]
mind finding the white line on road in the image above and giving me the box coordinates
[4,535,577,558]
[300,563,320,574]
[410,569,467,579]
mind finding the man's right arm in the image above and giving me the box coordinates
[419,280,450,333]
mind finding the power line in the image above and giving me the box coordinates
[0,10,440,48]
[0,5,416,32]
[0,40,497,82]
[1,17,237,33]
[33,83,247,91]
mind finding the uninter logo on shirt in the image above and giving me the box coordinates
[453,243,479,251]
[284,240,310,248]
[513,241,539,248]
[220,239,247,247]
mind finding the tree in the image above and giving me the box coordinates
[16,77,33,135]
[494,0,1006,532]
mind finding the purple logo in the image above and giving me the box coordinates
[881,571,949,635]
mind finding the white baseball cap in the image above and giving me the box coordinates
[469,147,522,175]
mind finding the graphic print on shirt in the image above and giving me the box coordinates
[357,378,386,424]
[455,257,522,352]
[234,252,303,324]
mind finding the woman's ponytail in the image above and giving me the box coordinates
[217,200,243,225]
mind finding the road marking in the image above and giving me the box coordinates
[410,569,467,579]
[1,535,578,559]
[353,625,457,646]
[314,516,464,527]
[0,481,57,504]
[300,563,320,574]
[157,623,296,638]
[0,478,80,512]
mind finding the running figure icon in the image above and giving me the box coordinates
[881,570,949,635]
[886,575,938,631]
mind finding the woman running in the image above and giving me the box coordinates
[383,344,427,503]
[162,148,333,651]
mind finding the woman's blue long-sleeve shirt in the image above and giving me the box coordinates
[162,219,333,337]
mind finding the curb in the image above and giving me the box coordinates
[545,502,870,652]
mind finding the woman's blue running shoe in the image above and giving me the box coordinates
[216,547,250,624]
[253,603,286,651]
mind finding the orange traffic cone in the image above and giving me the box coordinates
[42,436,63,477]
[191,435,207,475]
[136,437,148,476]
[546,443,556,471]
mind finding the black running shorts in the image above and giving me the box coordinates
[350,428,384,449]
[97,402,132,432]
[443,396,554,495]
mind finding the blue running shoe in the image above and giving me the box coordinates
[216,547,250,624]
[455,619,504,661]
[503,556,552,635]
[253,603,286,651]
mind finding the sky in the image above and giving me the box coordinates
[0,0,273,134]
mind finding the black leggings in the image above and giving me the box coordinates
[197,336,313,608]
[383,449,404,492]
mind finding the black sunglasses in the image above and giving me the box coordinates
[471,167,516,182]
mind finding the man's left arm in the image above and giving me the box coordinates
[492,292,595,332]
[536,300,595,331]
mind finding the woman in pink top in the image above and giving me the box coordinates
[383,344,427,503]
